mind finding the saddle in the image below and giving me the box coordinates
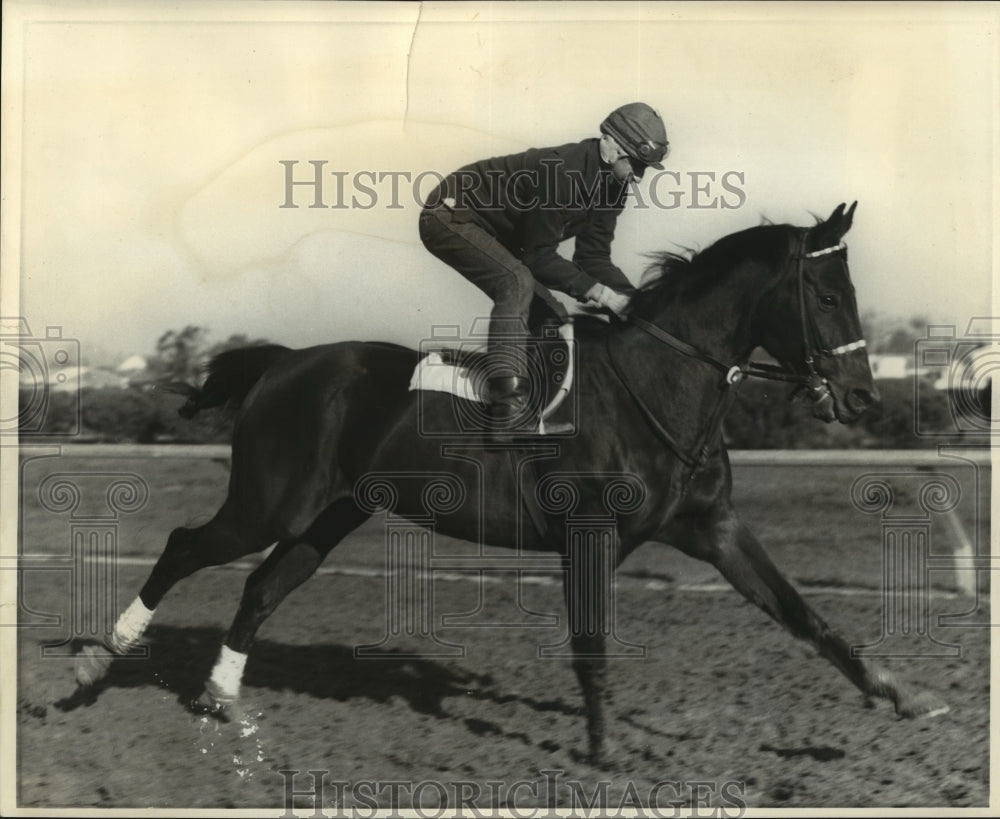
[408,320,576,435]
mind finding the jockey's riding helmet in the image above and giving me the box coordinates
[600,103,669,170]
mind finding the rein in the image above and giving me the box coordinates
[608,232,860,487]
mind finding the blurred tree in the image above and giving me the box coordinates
[146,328,273,385]
[206,333,273,358]
[149,325,208,382]
[78,387,160,442]
[862,311,932,354]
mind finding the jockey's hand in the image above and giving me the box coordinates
[584,283,631,317]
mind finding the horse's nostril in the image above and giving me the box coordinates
[849,387,879,413]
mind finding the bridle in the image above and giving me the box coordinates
[793,231,866,378]
[607,229,866,484]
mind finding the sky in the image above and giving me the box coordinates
[2,1,997,364]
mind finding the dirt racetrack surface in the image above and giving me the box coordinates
[14,456,991,811]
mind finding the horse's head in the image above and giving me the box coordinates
[753,202,878,423]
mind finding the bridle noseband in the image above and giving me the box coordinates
[610,230,866,485]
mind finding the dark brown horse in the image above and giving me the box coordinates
[76,203,947,764]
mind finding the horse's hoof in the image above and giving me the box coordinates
[75,643,113,687]
[192,683,240,723]
[896,691,950,720]
[870,668,949,720]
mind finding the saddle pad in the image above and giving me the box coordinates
[408,323,576,427]
[408,353,486,403]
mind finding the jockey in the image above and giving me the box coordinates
[419,102,669,438]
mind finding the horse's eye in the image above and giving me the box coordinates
[819,294,839,310]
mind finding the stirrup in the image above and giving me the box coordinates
[537,418,574,435]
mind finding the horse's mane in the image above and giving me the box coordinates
[629,222,797,320]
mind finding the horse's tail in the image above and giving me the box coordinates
[177,344,293,419]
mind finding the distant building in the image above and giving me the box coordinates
[868,354,910,380]
[116,354,148,373]
[868,351,961,387]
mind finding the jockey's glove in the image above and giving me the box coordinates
[584,283,631,317]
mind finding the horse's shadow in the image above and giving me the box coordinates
[56,625,579,724]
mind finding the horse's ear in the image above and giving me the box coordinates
[811,200,857,248]
[840,200,857,235]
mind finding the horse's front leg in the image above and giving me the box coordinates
[661,507,949,719]
[572,649,609,764]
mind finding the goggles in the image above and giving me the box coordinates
[634,139,669,165]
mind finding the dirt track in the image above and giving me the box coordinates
[15,458,991,811]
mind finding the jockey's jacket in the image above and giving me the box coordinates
[426,138,636,300]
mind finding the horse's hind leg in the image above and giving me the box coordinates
[195,498,370,715]
[75,501,272,687]
[666,510,948,719]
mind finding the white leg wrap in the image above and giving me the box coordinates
[107,597,155,653]
[209,645,248,700]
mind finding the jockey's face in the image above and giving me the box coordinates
[599,134,645,182]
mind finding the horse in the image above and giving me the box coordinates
[75,202,948,764]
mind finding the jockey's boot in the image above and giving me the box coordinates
[486,375,536,443]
